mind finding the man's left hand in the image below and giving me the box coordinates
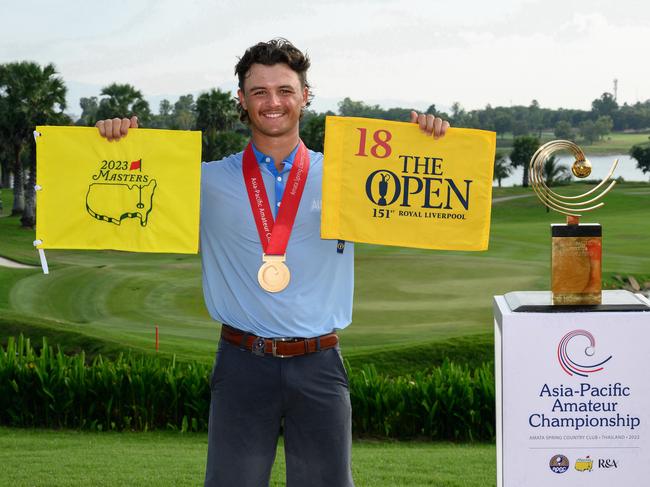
[410,111,450,139]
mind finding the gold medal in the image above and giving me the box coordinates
[244,142,309,294]
[258,254,290,292]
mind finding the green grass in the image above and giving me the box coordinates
[582,131,650,155]
[345,333,493,375]
[0,427,495,486]
[495,130,650,155]
[0,312,493,375]
[1,183,649,370]
[0,186,11,216]
[0,311,130,359]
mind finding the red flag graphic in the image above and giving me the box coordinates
[130,159,141,171]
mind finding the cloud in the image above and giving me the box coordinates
[3,0,650,113]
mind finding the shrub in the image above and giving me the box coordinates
[0,336,209,432]
[349,362,494,440]
[1,336,495,440]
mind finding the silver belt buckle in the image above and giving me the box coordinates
[272,337,293,358]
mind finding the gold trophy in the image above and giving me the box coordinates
[529,141,618,305]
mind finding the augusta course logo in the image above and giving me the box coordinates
[558,329,612,377]
[575,456,593,472]
[86,158,157,227]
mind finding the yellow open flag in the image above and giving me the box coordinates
[35,126,201,253]
[322,116,496,251]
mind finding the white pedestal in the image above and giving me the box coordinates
[494,291,650,487]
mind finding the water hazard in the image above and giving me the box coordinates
[497,154,647,187]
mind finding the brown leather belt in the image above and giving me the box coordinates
[220,324,338,358]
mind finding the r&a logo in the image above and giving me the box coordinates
[598,458,619,469]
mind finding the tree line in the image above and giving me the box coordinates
[305,93,650,144]
[2,61,650,227]
[302,94,650,187]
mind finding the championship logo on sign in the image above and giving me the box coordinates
[557,329,612,377]
[35,126,201,254]
[321,116,496,250]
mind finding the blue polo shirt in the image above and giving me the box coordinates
[200,144,354,338]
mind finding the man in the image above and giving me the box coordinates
[97,39,449,487]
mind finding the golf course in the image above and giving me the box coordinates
[2,183,649,363]
[1,180,649,486]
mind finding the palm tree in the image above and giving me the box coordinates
[540,155,571,213]
[0,104,15,189]
[96,83,151,123]
[493,151,512,187]
[0,68,28,215]
[76,96,99,126]
[195,89,244,161]
[510,135,540,187]
[0,61,67,222]
[172,94,196,130]
[543,155,570,186]
[0,142,11,188]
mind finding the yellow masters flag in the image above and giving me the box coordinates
[322,116,496,251]
[35,126,201,253]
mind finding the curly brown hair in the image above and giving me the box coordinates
[235,38,313,123]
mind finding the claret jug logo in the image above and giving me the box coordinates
[86,158,157,227]
[558,330,612,377]
[366,171,398,207]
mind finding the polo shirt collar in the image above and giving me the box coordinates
[251,143,299,176]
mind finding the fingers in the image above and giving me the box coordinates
[95,119,106,138]
[110,118,122,140]
[425,114,435,134]
[120,118,131,137]
[439,120,450,138]
[95,117,137,141]
[415,113,434,136]
[411,112,451,139]
[433,117,442,137]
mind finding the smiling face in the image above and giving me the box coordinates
[237,63,309,140]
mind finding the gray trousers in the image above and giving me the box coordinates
[204,338,354,487]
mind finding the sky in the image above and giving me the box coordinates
[2,0,649,118]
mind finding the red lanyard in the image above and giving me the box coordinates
[242,141,310,255]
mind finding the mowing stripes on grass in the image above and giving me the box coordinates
[1,335,495,440]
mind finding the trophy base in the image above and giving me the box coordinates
[551,292,601,306]
[504,290,650,312]
[551,223,602,305]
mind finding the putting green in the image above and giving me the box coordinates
[1,184,649,363]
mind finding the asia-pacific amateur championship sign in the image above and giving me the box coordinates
[35,126,201,253]
[322,116,496,251]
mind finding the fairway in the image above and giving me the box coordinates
[496,130,650,155]
[0,427,496,487]
[2,184,650,364]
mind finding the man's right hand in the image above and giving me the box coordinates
[95,116,138,142]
